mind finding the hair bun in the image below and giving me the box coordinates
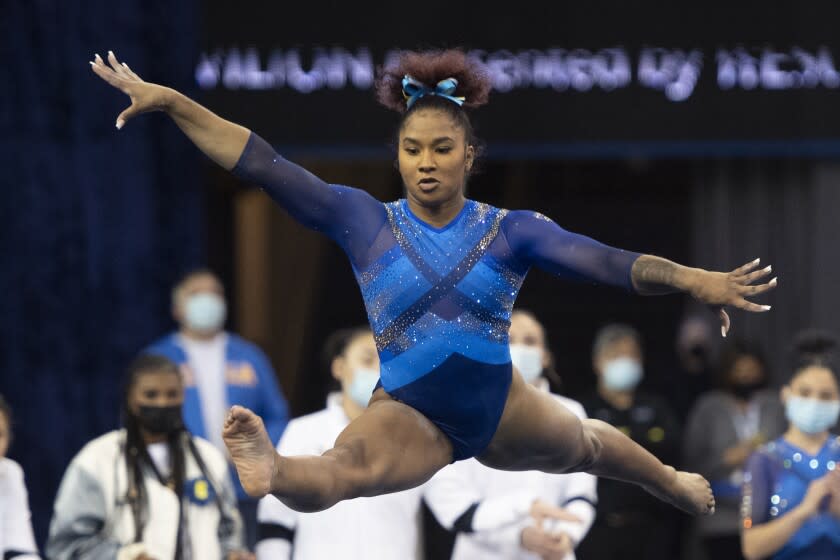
[791,328,838,372]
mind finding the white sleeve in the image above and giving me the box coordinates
[255,423,311,559]
[1,461,40,557]
[424,461,533,532]
[545,472,597,546]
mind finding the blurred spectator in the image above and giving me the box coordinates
[146,269,289,549]
[683,338,786,560]
[46,354,248,560]
[256,326,425,560]
[670,311,719,422]
[576,323,682,560]
[740,329,840,560]
[0,395,40,559]
[424,309,596,560]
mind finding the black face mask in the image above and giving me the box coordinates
[730,380,767,401]
[137,405,183,434]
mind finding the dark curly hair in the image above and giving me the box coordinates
[789,329,839,382]
[375,49,492,167]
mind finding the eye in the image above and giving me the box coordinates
[167,389,180,399]
[403,147,419,155]
[436,146,452,153]
[143,390,159,399]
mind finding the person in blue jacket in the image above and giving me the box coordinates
[146,268,289,550]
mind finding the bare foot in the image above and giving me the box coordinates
[645,467,716,516]
[222,405,277,498]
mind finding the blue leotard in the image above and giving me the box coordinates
[233,132,641,460]
[742,436,840,560]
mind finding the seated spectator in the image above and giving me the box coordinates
[256,327,425,560]
[740,330,840,560]
[46,354,249,560]
[684,338,786,560]
[424,309,596,560]
[0,395,40,559]
[577,323,682,560]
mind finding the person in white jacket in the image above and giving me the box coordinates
[256,326,425,560]
[0,395,40,560]
[46,354,251,560]
[424,310,597,560]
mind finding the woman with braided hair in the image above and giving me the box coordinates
[90,48,776,519]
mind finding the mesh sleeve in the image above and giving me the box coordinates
[742,451,772,528]
[501,210,641,291]
[231,132,386,261]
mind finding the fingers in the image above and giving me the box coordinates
[738,265,773,285]
[730,258,762,276]
[732,298,772,313]
[90,54,126,89]
[719,308,730,338]
[116,105,138,130]
[736,277,778,297]
[121,61,142,81]
[107,50,131,78]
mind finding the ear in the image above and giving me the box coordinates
[465,144,475,171]
[332,356,348,382]
[780,385,791,404]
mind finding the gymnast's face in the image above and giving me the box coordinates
[398,109,474,210]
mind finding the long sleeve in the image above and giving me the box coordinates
[215,464,246,557]
[425,462,534,533]
[0,460,40,559]
[231,132,387,263]
[550,472,597,546]
[251,347,289,447]
[46,462,122,560]
[501,210,641,292]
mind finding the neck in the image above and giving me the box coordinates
[141,429,169,445]
[598,384,634,410]
[341,395,365,421]
[180,328,220,342]
[405,193,466,228]
[784,426,829,454]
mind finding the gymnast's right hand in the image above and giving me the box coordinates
[90,50,172,130]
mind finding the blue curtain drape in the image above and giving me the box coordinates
[1,0,203,546]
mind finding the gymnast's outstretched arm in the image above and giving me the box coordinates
[502,210,777,336]
[90,51,384,249]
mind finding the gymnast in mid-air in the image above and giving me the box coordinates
[91,48,776,517]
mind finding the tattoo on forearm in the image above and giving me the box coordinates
[631,256,680,295]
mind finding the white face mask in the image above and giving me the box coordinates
[785,396,840,435]
[184,293,227,333]
[603,357,643,391]
[348,368,380,408]
[510,344,544,383]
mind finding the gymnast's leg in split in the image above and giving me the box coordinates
[478,368,715,515]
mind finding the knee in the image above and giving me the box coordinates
[564,419,604,473]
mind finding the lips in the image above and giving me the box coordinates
[418,178,439,192]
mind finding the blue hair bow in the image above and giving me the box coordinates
[402,75,466,109]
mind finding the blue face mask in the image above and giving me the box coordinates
[785,396,840,435]
[185,293,227,333]
[603,357,643,392]
[348,368,380,408]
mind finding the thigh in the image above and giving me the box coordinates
[478,369,586,471]
[329,388,454,496]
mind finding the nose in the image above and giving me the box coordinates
[418,149,436,172]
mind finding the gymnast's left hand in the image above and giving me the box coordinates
[686,258,777,337]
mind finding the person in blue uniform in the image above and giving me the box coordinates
[90,48,776,519]
[740,330,840,560]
